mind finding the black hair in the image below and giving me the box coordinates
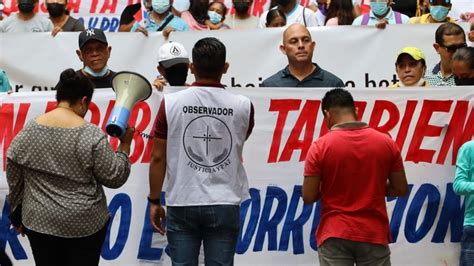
[189,0,210,24]
[321,88,355,116]
[435,22,465,46]
[55,68,94,104]
[266,8,286,26]
[208,1,227,20]
[453,47,474,70]
[192,37,226,79]
[324,0,355,26]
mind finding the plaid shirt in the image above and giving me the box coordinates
[424,63,456,86]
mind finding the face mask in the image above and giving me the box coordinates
[164,67,188,86]
[277,0,291,7]
[83,66,109,78]
[370,1,389,16]
[18,0,35,13]
[152,0,170,14]
[430,6,449,22]
[455,77,474,86]
[208,11,222,24]
[47,3,65,18]
[233,2,250,15]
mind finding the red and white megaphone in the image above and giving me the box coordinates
[106,71,152,137]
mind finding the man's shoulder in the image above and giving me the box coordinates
[318,67,344,86]
[261,68,287,87]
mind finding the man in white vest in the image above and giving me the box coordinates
[148,37,255,265]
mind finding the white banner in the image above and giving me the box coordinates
[0,24,471,93]
[1,86,473,265]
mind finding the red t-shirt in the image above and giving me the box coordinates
[304,123,404,247]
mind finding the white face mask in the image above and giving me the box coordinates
[83,65,109,78]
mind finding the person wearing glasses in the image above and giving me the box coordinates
[425,22,466,86]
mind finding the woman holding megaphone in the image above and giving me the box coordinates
[5,68,134,266]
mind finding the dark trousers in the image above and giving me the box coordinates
[25,222,108,266]
[460,225,474,266]
[166,205,240,266]
[0,249,12,266]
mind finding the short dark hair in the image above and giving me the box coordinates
[321,88,355,116]
[453,47,474,70]
[435,22,466,46]
[192,37,226,79]
[55,68,94,104]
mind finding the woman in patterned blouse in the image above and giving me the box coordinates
[6,68,134,266]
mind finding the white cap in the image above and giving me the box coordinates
[158,41,190,68]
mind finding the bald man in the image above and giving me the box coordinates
[261,23,344,87]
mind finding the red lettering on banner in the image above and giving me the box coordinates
[68,0,82,13]
[279,100,320,162]
[127,0,141,5]
[90,0,99,13]
[38,3,47,13]
[44,101,57,113]
[395,100,418,150]
[267,99,302,163]
[406,100,452,163]
[437,102,474,165]
[368,100,400,135]
[252,0,267,16]
[88,102,101,126]
[0,103,30,171]
[127,102,151,164]
[99,0,118,13]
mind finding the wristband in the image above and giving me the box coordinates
[147,196,161,205]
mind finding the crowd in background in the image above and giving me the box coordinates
[0,0,474,93]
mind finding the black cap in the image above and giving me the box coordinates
[78,28,108,49]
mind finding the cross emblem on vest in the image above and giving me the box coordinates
[193,126,222,156]
[183,115,232,168]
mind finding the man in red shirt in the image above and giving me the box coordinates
[302,88,408,265]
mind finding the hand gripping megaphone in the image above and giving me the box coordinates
[106,71,152,137]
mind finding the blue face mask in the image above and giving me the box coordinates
[430,5,449,22]
[370,1,389,16]
[83,66,109,78]
[152,0,170,14]
[208,11,222,24]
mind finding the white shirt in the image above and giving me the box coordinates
[164,86,252,206]
[258,4,320,28]
[0,13,53,32]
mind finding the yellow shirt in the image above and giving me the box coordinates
[409,14,456,24]
[388,81,429,88]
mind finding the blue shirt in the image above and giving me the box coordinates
[131,13,189,32]
[261,64,345,87]
[454,141,474,226]
[0,68,11,92]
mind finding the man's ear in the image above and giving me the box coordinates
[107,46,112,58]
[223,62,229,74]
[355,107,359,119]
[433,43,440,54]
[76,49,84,62]
[157,65,165,77]
[279,44,287,55]
[189,63,195,74]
